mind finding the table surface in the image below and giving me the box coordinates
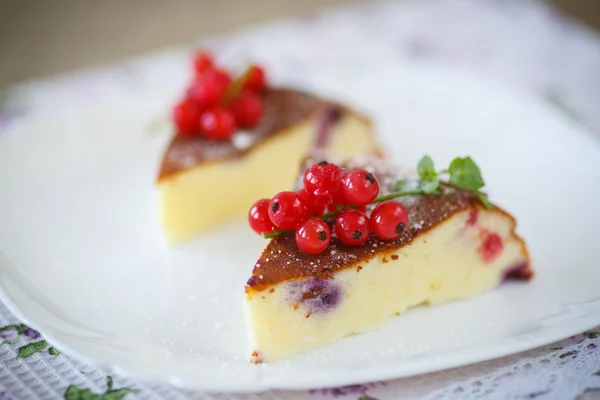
[0,0,352,86]
[0,0,599,86]
[1,0,600,399]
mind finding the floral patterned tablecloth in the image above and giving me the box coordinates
[1,0,600,399]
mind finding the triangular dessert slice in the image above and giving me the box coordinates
[244,155,532,363]
[158,85,379,243]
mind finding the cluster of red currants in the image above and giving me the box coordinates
[248,162,409,254]
[172,51,267,141]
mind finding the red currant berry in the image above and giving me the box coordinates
[303,162,347,205]
[343,169,380,206]
[230,91,264,128]
[193,51,215,76]
[208,68,232,87]
[370,201,409,240]
[172,98,202,135]
[312,189,334,207]
[331,168,349,204]
[335,210,370,246]
[296,188,326,216]
[200,107,236,140]
[295,218,331,254]
[248,199,274,235]
[268,191,308,230]
[244,65,267,93]
[187,69,232,108]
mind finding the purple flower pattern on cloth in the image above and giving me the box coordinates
[0,391,13,400]
[0,330,16,341]
[23,327,41,340]
[0,323,56,358]
[310,382,384,397]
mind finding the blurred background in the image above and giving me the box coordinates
[0,0,599,86]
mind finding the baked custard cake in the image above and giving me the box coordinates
[244,155,532,363]
[157,52,380,243]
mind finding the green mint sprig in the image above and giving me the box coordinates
[407,155,493,209]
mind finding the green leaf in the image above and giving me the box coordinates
[100,389,136,400]
[417,155,436,180]
[63,376,137,400]
[589,332,599,339]
[419,176,440,194]
[0,323,28,335]
[64,386,82,400]
[64,386,98,400]
[48,347,60,356]
[476,192,494,209]
[448,157,485,191]
[17,340,48,358]
[559,351,576,358]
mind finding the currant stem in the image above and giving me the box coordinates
[319,208,347,220]
[372,189,435,203]
[263,229,288,239]
[221,66,253,104]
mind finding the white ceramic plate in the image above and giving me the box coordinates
[1,65,600,393]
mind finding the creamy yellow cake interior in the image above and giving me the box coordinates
[244,206,529,362]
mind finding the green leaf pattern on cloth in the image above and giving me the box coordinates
[0,323,59,358]
[64,377,137,400]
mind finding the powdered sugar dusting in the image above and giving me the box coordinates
[231,131,255,150]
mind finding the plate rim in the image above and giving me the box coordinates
[2,282,600,393]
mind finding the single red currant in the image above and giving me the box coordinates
[172,98,202,135]
[343,169,380,206]
[244,65,267,93]
[295,218,331,254]
[207,68,232,88]
[296,188,327,216]
[248,199,274,235]
[303,162,347,205]
[230,91,264,128]
[268,191,308,230]
[370,201,409,240]
[335,210,370,246]
[312,189,334,207]
[193,51,215,76]
[200,107,236,140]
[330,167,349,205]
[187,69,232,108]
